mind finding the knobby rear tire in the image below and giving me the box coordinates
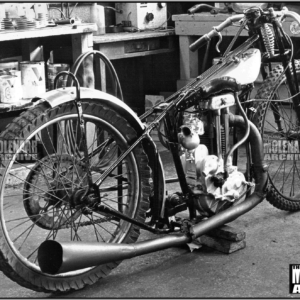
[252,60,300,211]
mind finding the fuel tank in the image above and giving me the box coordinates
[212,48,261,85]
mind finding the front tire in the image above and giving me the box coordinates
[0,101,151,292]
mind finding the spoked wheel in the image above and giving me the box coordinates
[253,60,300,210]
[0,101,150,292]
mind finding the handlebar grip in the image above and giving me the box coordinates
[189,34,211,52]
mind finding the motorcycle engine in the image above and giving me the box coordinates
[179,112,248,217]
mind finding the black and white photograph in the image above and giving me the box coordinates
[0,1,299,298]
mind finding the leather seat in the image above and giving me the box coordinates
[200,76,241,99]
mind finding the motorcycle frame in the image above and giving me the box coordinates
[67,7,300,233]
[31,5,300,281]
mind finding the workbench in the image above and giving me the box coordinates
[173,13,300,89]
[93,30,176,94]
[0,28,175,115]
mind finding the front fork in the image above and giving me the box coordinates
[163,110,197,220]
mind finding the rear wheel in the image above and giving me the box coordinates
[252,61,300,210]
[0,101,151,292]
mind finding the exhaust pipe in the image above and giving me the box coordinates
[38,234,191,275]
[38,115,267,275]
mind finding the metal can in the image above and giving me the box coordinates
[0,75,18,103]
[20,61,46,99]
[9,70,22,101]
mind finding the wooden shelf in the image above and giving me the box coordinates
[93,30,175,44]
[0,23,97,42]
[0,100,34,113]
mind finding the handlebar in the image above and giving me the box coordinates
[189,30,216,52]
[282,10,300,25]
[189,14,244,52]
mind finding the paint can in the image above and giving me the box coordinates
[20,61,46,99]
[8,70,22,101]
[47,62,70,90]
[0,75,18,103]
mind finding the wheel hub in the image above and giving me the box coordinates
[23,154,87,229]
[71,184,101,208]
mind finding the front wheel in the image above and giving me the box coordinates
[252,60,300,211]
[0,101,151,292]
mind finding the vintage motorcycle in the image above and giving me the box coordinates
[0,3,300,293]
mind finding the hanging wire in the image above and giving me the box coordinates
[69,3,78,18]
[48,7,67,19]
[67,3,70,18]
[104,6,123,14]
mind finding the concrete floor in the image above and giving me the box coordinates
[0,146,299,298]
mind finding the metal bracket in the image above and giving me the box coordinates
[54,71,93,190]
[214,28,223,53]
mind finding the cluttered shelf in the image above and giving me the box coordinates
[0,23,96,116]
[0,2,175,118]
[0,28,175,114]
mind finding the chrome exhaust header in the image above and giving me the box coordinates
[38,115,267,275]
